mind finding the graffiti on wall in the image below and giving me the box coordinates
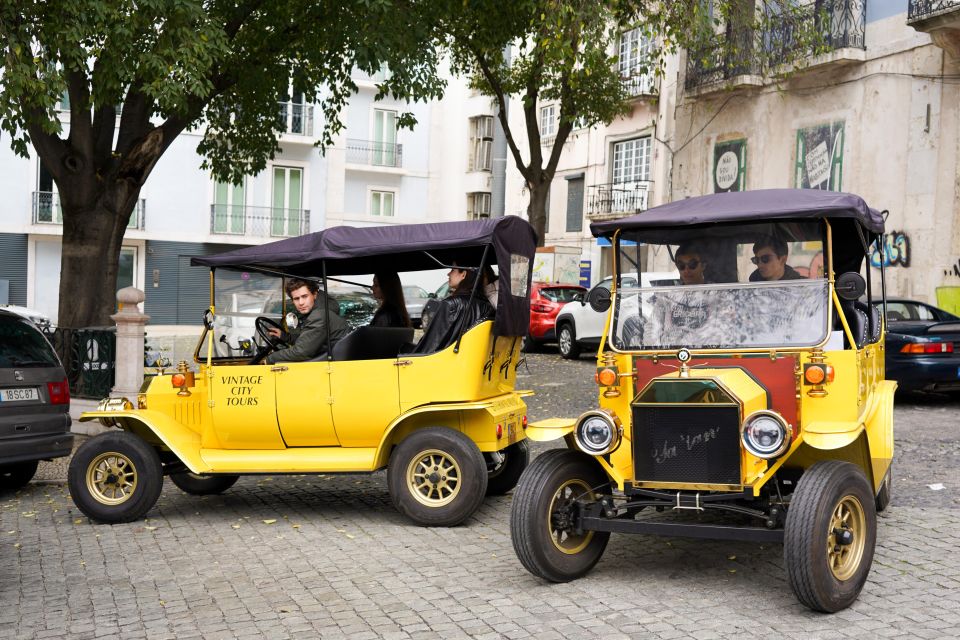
[868,230,910,268]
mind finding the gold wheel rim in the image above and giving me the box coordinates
[406,449,462,508]
[547,478,595,555]
[827,495,866,581]
[85,451,138,506]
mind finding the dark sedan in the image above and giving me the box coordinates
[883,298,960,393]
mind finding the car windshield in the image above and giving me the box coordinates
[403,285,428,299]
[541,287,583,303]
[0,315,60,367]
[611,220,829,351]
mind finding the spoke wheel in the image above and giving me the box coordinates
[784,460,877,612]
[68,431,163,524]
[388,427,487,527]
[86,452,138,505]
[406,449,462,507]
[511,449,611,583]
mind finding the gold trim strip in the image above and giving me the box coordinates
[631,481,744,492]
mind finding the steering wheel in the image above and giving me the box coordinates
[249,316,289,365]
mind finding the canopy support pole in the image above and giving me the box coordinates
[454,245,491,354]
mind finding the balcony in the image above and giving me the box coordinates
[209,205,310,238]
[621,73,657,97]
[32,191,146,230]
[684,29,763,95]
[277,101,314,138]
[345,139,403,169]
[908,0,960,57]
[586,182,653,220]
[767,0,866,71]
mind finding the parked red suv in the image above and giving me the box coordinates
[526,282,586,350]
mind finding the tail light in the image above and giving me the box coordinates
[47,380,70,405]
[531,302,553,313]
[900,342,953,354]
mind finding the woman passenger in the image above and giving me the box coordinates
[412,262,494,354]
[370,271,412,328]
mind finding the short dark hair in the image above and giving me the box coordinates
[285,278,319,296]
[675,242,703,259]
[753,236,788,257]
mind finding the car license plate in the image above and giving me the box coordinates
[0,387,39,402]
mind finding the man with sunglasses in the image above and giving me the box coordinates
[749,236,803,282]
[674,243,709,285]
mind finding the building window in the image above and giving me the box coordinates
[467,192,491,219]
[212,179,246,234]
[469,115,494,172]
[540,105,557,137]
[618,28,654,94]
[566,177,584,233]
[271,166,304,237]
[612,137,651,184]
[373,109,398,166]
[371,190,395,217]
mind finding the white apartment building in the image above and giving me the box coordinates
[0,68,501,326]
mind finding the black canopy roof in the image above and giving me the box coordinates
[191,216,538,337]
[591,189,884,237]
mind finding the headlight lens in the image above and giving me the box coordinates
[574,411,622,456]
[741,411,791,459]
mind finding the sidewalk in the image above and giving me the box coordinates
[69,397,108,436]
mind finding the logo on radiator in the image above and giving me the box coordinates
[14,370,23,381]
[651,427,721,464]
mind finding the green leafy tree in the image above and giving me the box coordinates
[0,0,443,327]
[435,0,825,245]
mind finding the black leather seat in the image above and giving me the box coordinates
[330,326,414,361]
[838,300,871,349]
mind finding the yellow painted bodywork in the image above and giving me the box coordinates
[80,321,529,474]
[538,286,895,497]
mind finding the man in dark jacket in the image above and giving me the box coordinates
[265,279,350,363]
[411,265,493,354]
[748,236,804,282]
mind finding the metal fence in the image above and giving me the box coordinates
[908,0,960,21]
[277,101,314,137]
[587,182,653,217]
[685,29,761,90]
[345,139,403,168]
[209,205,311,237]
[47,327,116,399]
[622,73,657,97]
[32,191,146,229]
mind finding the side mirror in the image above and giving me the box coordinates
[427,293,437,299]
[835,272,866,301]
[202,309,215,330]
[587,287,611,313]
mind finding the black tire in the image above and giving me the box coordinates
[875,468,892,512]
[169,472,240,495]
[510,449,611,582]
[784,461,877,612]
[557,323,581,359]
[387,427,488,526]
[485,440,530,496]
[68,431,164,524]
[522,336,541,353]
[0,460,39,491]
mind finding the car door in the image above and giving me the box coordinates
[273,361,339,447]
[328,357,402,447]
[209,363,284,449]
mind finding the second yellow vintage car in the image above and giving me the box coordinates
[68,217,537,527]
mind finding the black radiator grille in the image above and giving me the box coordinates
[632,405,741,485]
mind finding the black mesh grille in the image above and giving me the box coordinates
[633,405,741,484]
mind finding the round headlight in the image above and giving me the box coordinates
[741,411,791,459]
[574,411,622,456]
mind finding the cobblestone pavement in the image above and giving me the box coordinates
[3,352,959,639]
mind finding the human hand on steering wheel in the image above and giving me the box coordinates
[250,316,289,364]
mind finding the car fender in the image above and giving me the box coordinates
[373,394,528,468]
[524,417,576,442]
[799,421,865,451]
[79,409,208,473]
[863,380,896,492]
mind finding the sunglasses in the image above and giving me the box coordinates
[751,254,779,265]
[675,259,701,271]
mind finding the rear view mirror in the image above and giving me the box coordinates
[835,272,866,301]
[587,287,611,313]
[202,309,215,330]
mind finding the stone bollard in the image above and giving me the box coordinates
[110,287,151,398]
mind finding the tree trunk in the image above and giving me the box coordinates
[526,179,550,247]
[57,194,139,329]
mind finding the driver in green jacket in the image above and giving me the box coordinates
[265,279,349,363]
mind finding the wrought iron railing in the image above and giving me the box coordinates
[587,182,653,217]
[909,0,960,21]
[685,29,761,90]
[345,139,403,168]
[766,0,866,60]
[277,101,314,136]
[209,204,311,238]
[47,327,116,399]
[32,191,146,229]
[622,73,657,96]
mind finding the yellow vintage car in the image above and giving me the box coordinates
[68,217,537,527]
[511,189,894,613]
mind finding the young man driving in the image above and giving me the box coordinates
[265,279,349,363]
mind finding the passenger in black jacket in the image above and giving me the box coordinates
[370,271,412,328]
[411,264,493,354]
[748,236,805,282]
